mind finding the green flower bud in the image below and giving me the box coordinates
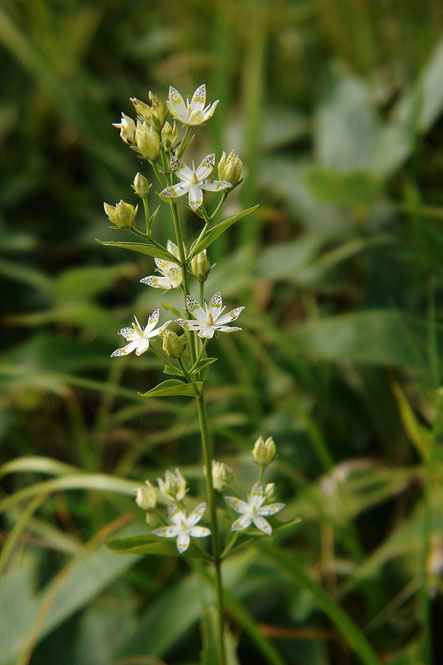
[130,97,153,124]
[103,200,137,229]
[264,482,276,501]
[132,172,151,198]
[252,436,276,467]
[157,468,187,502]
[161,121,179,151]
[218,150,243,187]
[191,249,210,282]
[149,91,165,129]
[112,113,136,145]
[135,121,160,161]
[162,330,185,359]
[134,480,157,510]
[209,460,234,492]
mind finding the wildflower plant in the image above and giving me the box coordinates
[102,83,298,665]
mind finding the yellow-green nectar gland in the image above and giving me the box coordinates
[206,311,214,327]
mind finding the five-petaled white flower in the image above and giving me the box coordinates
[111,310,169,357]
[153,503,211,553]
[140,240,183,290]
[160,154,231,211]
[176,292,244,339]
[225,482,285,535]
[167,84,218,126]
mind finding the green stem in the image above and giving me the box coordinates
[210,192,228,221]
[142,196,150,235]
[196,393,226,665]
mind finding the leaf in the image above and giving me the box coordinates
[417,37,443,131]
[191,357,218,374]
[160,301,183,317]
[53,264,135,301]
[139,379,202,398]
[163,364,185,377]
[96,238,176,263]
[189,206,259,259]
[107,534,211,561]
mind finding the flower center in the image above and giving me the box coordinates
[190,170,199,185]
[206,311,214,327]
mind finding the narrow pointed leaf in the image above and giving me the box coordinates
[189,205,259,258]
[96,239,176,263]
[191,357,218,374]
[139,379,202,398]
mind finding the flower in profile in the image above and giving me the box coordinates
[140,240,183,290]
[157,468,187,502]
[167,84,218,126]
[153,503,211,553]
[111,310,169,357]
[225,482,285,535]
[134,480,157,510]
[112,113,136,145]
[176,292,244,339]
[160,154,231,211]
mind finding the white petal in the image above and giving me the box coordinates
[170,156,193,182]
[188,185,203,211]
[187,502,206,526]
[216,306,245,325]
[202,100,219,121]
[252,515,272,535]
[208,291,223,320]
[259,503,285,516]
[166,239,180,259]
[145,309,159,332]
[186,295,207,324]
[231,514,253,531]
[140,275,172,289]
[111,340,138,357]
[214,326,242,334]
[190,84,206,111]
[189,526,211,538]
[225,496,250,514]
[167,86,187,122]
[119,327,137,341]
[135,338,150,356]
[198,326,215,339]
[176,531,190,553]
[152,526,179,538]
[200,178,231,192]
[160,182,190,199]
[176,318,202,331]
[195,154,215,181]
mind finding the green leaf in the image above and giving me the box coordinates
[189,206,259,259]
[139,379,202,398]
[191,357,218,374]
[163,363,185,377]
[96,238,176,263]
[53,264,135,301]
[107,534,211,561]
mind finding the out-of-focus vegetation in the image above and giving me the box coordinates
[1,0,443,663]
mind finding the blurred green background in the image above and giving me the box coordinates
[1,1,443,664]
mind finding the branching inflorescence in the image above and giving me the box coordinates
[102,83,295,665]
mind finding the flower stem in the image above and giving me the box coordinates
[196,392,226,665]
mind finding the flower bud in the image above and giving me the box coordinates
[135,121,160,161]
[130,97,153,124]
[161,121,179,151]
[149,91,165,129]
[208,460,234,492]
[162,330,185,359]
[112,113,136,145]
[134,480,157,510]
[132,172,151,198]
[157,468,187,502]
[104,200,137,229]
[264,482,276,501]
[252,436,276,467]
[218,150,242,187]
[191,249,210,282]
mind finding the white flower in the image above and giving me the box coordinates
[167,84,218,126]
[140,240,183,290]
[153,503,211,553]
[160,154,231,211]
[112,113,136,145]
[157,468,187,502]
[225,482,285,535]
[111,310,169,357]
[176,292,244,339]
